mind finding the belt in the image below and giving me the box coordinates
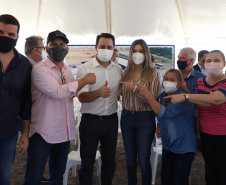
[83,113,117,120]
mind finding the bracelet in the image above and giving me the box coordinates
[184,93,189,101]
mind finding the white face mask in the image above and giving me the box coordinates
[163,81,178,93]
[205,62,224,77]
[97,49,113,62]
[36,49,48,61]
[133,53,145,65]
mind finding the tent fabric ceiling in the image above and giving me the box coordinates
[1,0,226,44]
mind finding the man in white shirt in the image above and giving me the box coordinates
[77,33,123,185]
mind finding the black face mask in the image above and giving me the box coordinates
[177,60,188,70]
[47,45,68,62]
[0,36,17,53]
[202,59,205,63]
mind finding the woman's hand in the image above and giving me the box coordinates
[119,81,134,92]
[137,84,152,98]
[164,94,185,104]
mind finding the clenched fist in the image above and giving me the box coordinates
[84,73,96,84]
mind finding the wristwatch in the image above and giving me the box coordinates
[184,93,189,101]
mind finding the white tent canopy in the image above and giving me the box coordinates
[1,0,226,59]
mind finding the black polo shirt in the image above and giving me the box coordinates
[0,48,32,140]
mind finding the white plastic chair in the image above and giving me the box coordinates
[63,112,102,185]
[151,136,162,185]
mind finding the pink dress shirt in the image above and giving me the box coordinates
[30,57,78,143]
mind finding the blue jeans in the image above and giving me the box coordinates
[23,133,70,185]
[161,149,195,185]
[121,109,156,185]
[0,134,18,185]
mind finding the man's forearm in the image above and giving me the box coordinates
[78,89,101,103]
[22,120,30,136]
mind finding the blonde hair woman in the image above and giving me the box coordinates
[119,39,160,185]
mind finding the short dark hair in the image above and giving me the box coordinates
[96,33,115,47]
[114,48,118,52]
[165,69,183,82]
[208,50,225,62]
[25,36,43,55]
[198,50,209,59]
[0,14,20,34]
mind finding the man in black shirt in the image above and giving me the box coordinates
[0,14,32,185]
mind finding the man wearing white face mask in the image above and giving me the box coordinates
[76,33,123,185]
[25,36,47,66]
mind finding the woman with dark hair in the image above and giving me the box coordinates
[138,68,197,185]
[166,50,226,185]
[119,39,160,185]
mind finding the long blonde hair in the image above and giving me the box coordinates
[124,39,154,84]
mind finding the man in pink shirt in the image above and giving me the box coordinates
[23,30,96,185]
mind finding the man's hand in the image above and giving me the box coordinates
[18,133,29,155]
[84,73,96,84]
[119,81,134,92]
[156,127,161,139]
[99,80,111,98]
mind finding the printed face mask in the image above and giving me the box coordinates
[133,53,145,65]
[0,36,17,53]
[205,62,224,77]
[47,45,68,62]
[97,49,113,62]
[177,60,188,70]
[163,81,178,93]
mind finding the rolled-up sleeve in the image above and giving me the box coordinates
[76,65,89,96]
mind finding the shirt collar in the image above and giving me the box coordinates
[27,56,36,66]
[92,56,113,68]
[44,56,68,70]
[198,63,204,70]
[13,48,22,61]
[184,68,195,79]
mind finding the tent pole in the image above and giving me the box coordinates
[35,0,41,34]
[176,0,188,41]
[105,0,112,33]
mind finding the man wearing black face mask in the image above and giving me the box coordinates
[23,30,96,185]
[177,47,205,94]
[0,14,32,185]
[193,50,209,76]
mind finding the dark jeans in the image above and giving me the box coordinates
[200,131,226,185]
[23,133,70,185]
[0,134,18,185]
[121,110,156,185]
[161,149,195,185]
[78,113,118,185]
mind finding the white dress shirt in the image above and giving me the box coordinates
[76,57,123,116]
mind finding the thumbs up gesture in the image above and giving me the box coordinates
[100,80,111,98]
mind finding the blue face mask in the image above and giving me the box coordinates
[0,36,17,53]
[47,45,68,62]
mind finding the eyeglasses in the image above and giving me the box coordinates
[36,47,45,51]
[60,70,67,84]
